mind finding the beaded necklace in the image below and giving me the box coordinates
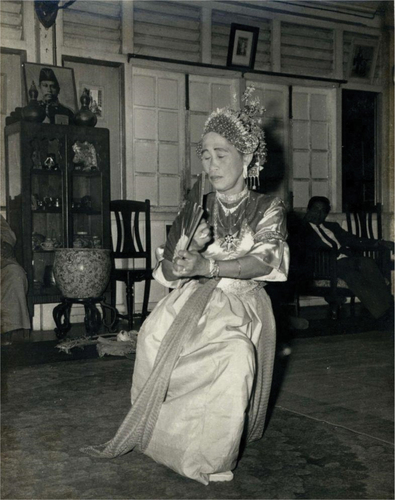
[213,191,250,253]
[216,185,249,203]
[216,194,249,216]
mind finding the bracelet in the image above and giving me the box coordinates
[235,259,241,279]
[208,258,220,278]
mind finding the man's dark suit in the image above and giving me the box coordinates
[297,220,376,252]
[39,100,75,124]
[292,219,392,319]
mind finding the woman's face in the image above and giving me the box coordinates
[201,132,249,195]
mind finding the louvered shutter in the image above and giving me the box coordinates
[133,1,201,62]
[281,22,334,77]
[63,1,122,54]
[1,1,23,42]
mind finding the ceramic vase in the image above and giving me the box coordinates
[22,81,46,123]
[53,248,111,298]
[74,88,97,127]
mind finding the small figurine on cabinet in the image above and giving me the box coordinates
[31,194,39,211]
[31,194,44,211]
[32,150,42,169]
[30,138,43,169]
[43,154,59,170]
[32,232,46,251]
[72,141,99,172]
[81,195,92,210]
[43,196,53,209]
[92,235,102,248]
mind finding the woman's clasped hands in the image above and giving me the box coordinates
[173,220,213,278]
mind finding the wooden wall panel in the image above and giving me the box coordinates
[133,1,201,62]
[281,22,334,76]
[0,1,22,43]
[63,1,122,54]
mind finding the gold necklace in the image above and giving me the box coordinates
[213,197,248,253]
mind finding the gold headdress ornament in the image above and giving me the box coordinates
[196,86,267,190]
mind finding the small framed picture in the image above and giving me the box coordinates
[78,84,104,120]
[55,115,69,125]
[227,23,259,70]
[22,62,78,123]
[348,38,380,83]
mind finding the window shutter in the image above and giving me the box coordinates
[63,1,122,54]
[133,1,201,63]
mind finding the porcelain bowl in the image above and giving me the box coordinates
[53,248,111,299]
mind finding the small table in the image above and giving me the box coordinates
[53,296,118,339]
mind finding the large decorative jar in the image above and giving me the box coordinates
[53,248,111,298]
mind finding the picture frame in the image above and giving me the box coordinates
[347,38,380,83]
[227,23,259,70]
[22,62,78,123]
[78,83,104,121]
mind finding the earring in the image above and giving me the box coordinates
[247,162,263,190]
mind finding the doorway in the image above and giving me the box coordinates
[342,89,377,210]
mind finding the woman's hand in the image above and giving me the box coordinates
[188,220,212,251]
[173,250,210,278]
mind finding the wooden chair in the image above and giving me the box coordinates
[294,246,352,319]
[345,202,392,282]
[345,202,383,240]
[293,202,392,319]
[110,199,153,330]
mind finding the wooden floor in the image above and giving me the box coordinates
[1,306,394,499]
[274,330,393,445]
[3,307,394,448]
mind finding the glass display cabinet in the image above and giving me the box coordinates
[4,121,111,319]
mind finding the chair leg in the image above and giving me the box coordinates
[109,278,120,328]
[329,301,339,320]
[295,292,300,317]
[110,278,117,310]
[141,278,151,323]
[350,296,356,317]
[125,278,135,330]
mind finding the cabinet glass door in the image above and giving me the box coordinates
[70,170,103,248]
[30,134,66,296]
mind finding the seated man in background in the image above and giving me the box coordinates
[1,215,31,341]
[293,196,393,325]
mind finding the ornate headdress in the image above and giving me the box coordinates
[196,86,267,189]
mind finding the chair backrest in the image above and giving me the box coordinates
[345,202,382,240]
[110,199,151,267]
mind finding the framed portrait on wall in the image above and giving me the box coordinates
[227,23,259,70]
[22,62,78,124]
[347,38,380,83]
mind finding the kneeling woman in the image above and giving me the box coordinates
[83,91,289,485]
